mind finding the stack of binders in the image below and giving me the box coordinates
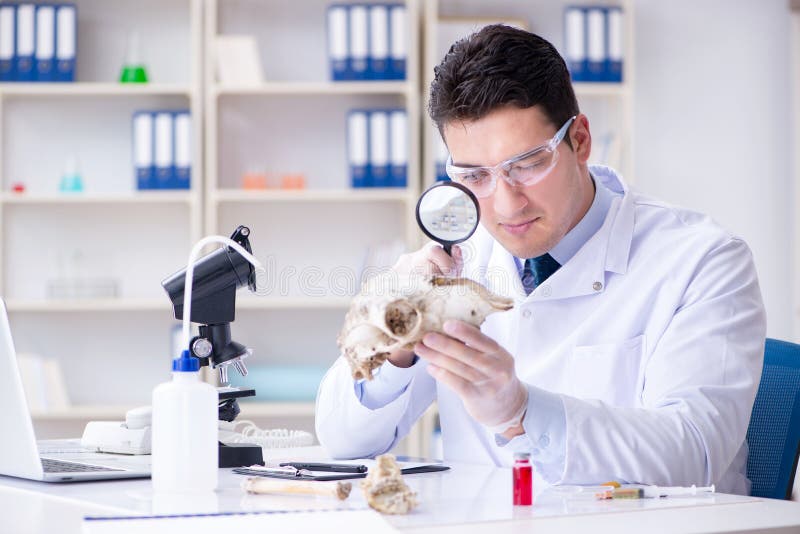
[563,5,623,83]
[0,3,76,82]
[133,110,192,191]
[347,108,407,188]
[327,3,406,81]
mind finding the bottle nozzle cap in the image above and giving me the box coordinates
[172,349,200,372]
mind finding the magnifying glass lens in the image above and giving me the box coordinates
[416,182,481,255]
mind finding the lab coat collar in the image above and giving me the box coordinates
[481,165,634,302]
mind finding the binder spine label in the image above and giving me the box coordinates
[388,5,406,80]
[606,7,623,82]
[348,110,369,188]
[133,112,155,190]
[0,6,15,81]
[327,5,349,81]
[564,7,587,82]
[349,6,369,80]
[368,5,389,80]
[55,4,76,82]
[16,4,35,81]
[173,111,191,190]
[369,110,390,187]
[35,6,55,81]
[586,8,605,79]
[154,112,175,190]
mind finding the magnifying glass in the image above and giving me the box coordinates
[415,182,480,255]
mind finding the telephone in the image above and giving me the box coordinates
[81,404,314,455]
[80,406,153,455]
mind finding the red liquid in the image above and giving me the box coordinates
[513,460,533,505]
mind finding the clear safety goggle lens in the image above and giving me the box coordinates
[444,116,575,199]
[446,147,560,199]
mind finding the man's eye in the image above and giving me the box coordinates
[462,170,491,183]
[515,159,546,171]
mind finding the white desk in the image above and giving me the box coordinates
[3,449,800,534]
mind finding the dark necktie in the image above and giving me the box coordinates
[521,254,561,295]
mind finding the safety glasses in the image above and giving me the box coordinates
[445,116,576,198]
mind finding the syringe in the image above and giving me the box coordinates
[643,484,716,498]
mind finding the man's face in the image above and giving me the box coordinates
[443,105,593,259]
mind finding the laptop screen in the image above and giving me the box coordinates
[0,299,46,478]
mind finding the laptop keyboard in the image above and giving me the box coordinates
[41,457,123,473]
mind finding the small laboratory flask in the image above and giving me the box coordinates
[513,452,533,506]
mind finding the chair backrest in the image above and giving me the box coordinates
[746,338,800,499]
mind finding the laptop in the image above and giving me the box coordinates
[0,300,151,482]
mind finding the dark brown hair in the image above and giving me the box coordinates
[428,24,579,147]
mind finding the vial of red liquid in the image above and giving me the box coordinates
[513,452,533,506]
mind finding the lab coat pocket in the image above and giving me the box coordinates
[569,335,646,407]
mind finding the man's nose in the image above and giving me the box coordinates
[492,171,528,216]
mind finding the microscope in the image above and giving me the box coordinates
[161,225,264,467]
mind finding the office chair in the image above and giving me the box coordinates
[746,338,800,499]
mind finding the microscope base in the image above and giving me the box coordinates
[218,442,264,468]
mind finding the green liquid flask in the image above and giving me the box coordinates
[119,32,149,84]
[120,65,148,83]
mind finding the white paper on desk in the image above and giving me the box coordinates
[83,509,397,534]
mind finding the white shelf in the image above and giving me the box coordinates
[212,81,412,97]
[6,299,170,312]
[0,82,193,97]
[237,401,316,418]
[237,297,351,310]
[212,188,413,203]
[30,401,316,420]
[30,405,133,420]
[573,82,632,97]
[1,191,195,205]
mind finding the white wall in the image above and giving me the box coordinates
[633,0,794,340]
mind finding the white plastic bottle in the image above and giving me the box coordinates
[151,350,218,493]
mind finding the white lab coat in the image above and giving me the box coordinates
[316,166,766,495]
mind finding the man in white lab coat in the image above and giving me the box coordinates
[316,25,766,495]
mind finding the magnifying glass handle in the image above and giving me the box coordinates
[443,243,452,256]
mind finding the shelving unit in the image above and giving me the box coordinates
[5,298,168,312]
[212,81,411,96]
[1,191,194,204]
[0,83,193,97]
[212,188,413,203]
[203,0,421,430]
[1,0,204,437]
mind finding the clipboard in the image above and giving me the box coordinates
[232,464,450,482]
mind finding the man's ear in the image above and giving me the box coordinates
[570,114,592,165]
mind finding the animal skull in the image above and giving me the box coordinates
[338,273,514,380]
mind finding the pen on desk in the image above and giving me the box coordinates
[279,462,368,473]
[242,465,311,477]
